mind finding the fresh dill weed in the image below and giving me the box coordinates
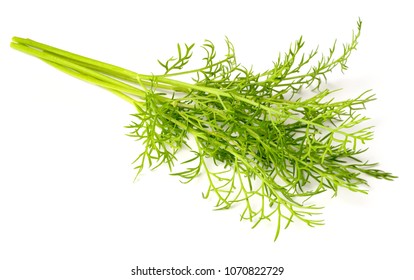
[11,20,395,240]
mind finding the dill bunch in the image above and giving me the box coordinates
[11,19,395,240]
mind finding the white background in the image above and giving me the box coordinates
[0,1,412,279]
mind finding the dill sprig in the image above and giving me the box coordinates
[11,19,395,240]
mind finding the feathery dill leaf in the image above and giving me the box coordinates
[11,19,396,240]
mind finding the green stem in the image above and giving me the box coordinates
[43,60,139,105]
[11,42,147,99]
[12,37,185,93]
[12,37,138,80]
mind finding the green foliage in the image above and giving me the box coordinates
[158,43,195,74]
[11,19,395,240]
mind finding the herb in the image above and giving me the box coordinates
[11,20,395,240]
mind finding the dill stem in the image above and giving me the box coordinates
[43,60,139,105]
[11,41,146,99]
[11,37,138,80]
[11,37,181,93]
